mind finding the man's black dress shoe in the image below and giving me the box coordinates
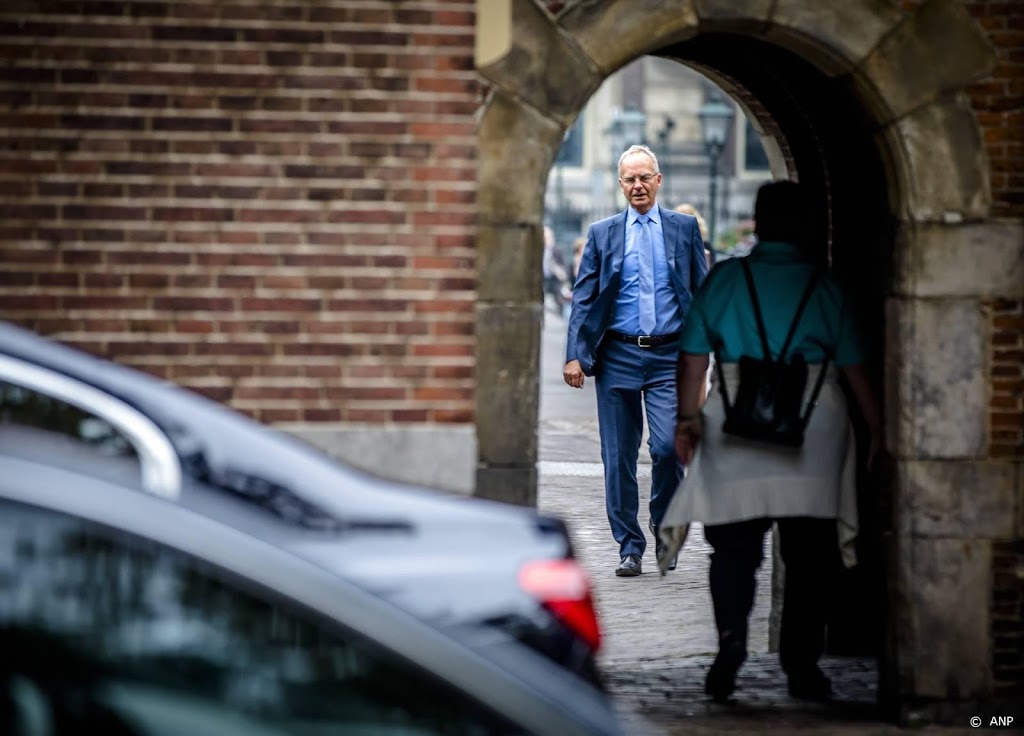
[615,554,642,577]
[787,667,832,701]
[650,520,677,571]
[705,637,746,702]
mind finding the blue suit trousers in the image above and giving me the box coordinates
[594,338,684,559]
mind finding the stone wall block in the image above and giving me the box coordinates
[895,222,1024,299]
[285,425,476,494]
[904,461,1017,539]
[857,0,995,123]
[910,537,992,698]
[475,466,536,507]
[887,298,987,458]
[559,0,699,75]
[478,91,563,224]
[766,0,901,76]
[894,459,917,539]
[883,97,992,223]
[477,0,601,125]
[477,224,543,303]
[475,302,541,467]
[888,501,916,696]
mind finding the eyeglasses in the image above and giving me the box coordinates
[619,173,657,186]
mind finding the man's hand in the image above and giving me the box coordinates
[563,360,585,389]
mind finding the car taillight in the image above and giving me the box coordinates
[517,559,601,651]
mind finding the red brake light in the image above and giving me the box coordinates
[518,559,601,651]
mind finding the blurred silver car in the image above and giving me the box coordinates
[0,321,618,734]
[0,458,620,735]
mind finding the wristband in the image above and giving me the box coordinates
[676,412,699,421]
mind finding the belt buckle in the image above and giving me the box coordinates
[636,335,653,348]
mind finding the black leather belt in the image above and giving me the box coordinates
[605,330,681,348]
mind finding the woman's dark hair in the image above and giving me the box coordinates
[753,180,808,245]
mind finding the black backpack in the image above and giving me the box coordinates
[714,259,829,448]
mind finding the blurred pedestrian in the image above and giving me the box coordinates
[571,236,586,284]
[542,226,570,316]
[673,203,711,268]
[564,144,709,577]
[660,180,882,702]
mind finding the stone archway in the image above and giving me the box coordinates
[475,0,1006,713]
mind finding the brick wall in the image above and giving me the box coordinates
[963,0,1024,460]
[967,0,1024,694]
[990,299,1024,458]
[962,0,1024,220]
[990,297,1024,696]
[992,538,1024,697]
[0,0,478,425]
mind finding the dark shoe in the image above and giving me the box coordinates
[788,667,832,701]
[615,554,642,577]
[650,519,677,571]
[705,638,746,703]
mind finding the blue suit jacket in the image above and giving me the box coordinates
[566,205,709,375]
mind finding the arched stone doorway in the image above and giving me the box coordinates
[475,0,1006,717]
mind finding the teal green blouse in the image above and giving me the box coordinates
[679,241,864,365]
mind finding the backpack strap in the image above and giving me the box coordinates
[801,353,831,428]
[779,270,823,361]
[740,259,772,360]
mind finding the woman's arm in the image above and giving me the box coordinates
[840,363,883,471]
[675,351,710,464]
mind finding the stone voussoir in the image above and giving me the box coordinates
[476,0,601,126]
[558,0,699,76]
[856,0,996,124]
[765,0,902,77]
[885,95,991,222]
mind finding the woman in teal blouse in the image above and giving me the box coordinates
[662,181,882,704]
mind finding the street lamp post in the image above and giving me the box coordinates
[552,125,576,250]
[657,115,676,204]
[697,93,735,259]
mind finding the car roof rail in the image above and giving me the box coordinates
[0,354,181,500]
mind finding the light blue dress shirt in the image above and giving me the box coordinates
[609,205,684,336]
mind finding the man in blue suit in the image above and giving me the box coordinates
[564,144,709,576]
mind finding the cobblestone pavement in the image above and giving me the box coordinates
[537,311,985,736]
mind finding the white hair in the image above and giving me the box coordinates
[617,144,659,174]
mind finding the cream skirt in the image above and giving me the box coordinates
[658,362,859,572]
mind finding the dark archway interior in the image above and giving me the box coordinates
[663,34,895,663]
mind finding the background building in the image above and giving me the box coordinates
[545,56,771,263]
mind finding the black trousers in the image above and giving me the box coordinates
[702,516,840,675]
